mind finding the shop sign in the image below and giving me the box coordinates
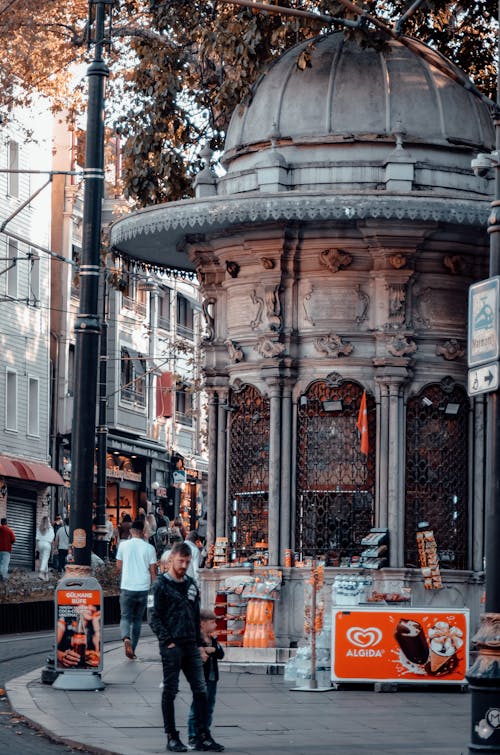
[105,468,142,482]
[55,577,103,673]
[331,608,469,684]
[173,469,187,488]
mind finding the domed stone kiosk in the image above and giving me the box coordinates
[111,32,494,643]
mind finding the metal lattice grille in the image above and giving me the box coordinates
[296,381,375,564]
[227,385,270,561]
[405,383,469,570]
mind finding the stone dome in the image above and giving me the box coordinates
[224,32,493,159]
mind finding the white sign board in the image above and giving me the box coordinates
[468,277,500,367]
[468,362,500,396]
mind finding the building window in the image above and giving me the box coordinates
[295,380,375,565]
[175,384,193,426]
[158,286,171,330]
[6,369,17,430]
[29,250,40,306]
[8,140,19,197]
[7,239,18,299]
[28,377,39,436]
[405,382,469,570]
[71,245,81,295]
[120,347,146,406]
[176,294,194,339]
[227,384,270,562]
[68,344,75,397]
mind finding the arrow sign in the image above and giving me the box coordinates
[468,362,500,396]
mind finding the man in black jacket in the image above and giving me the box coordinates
[149,542,224,753]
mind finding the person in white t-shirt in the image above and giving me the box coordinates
[116,519,157,660]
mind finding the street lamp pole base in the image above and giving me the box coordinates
[52,670,105,691]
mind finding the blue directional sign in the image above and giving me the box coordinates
[468,277,500,368]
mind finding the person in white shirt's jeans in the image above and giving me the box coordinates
[116,519,157,659]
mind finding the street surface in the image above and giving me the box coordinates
[3,629,473,755]
[0,626,132,753]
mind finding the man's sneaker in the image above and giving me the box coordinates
[167,732,187,752]
[187,737,197,751]
[123,638,135,660]
[196,733,224,752]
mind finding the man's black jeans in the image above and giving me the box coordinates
[160,640,208,736]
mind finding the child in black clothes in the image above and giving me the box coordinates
[187,608,224,749]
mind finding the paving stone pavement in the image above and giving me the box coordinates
[6,638,471,755]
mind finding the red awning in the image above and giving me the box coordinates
[0,456,65,486]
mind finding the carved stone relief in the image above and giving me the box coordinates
[389,254,407,269]
[260,257,275,270]
[254,336,286,359]
[443,255,468,275]
[436,339,465,361]
[387,335,417,357]
[314,333,353,358]
[226,260,240,278]
[302,285,315,326]
[325,371,344,388]
[265,285,281,331]
[250,290,264,330]
[201,297,216,343]
[356,285,369,324]
[319,247,352,273]
[225,339,244,363]
[385,282,407,329]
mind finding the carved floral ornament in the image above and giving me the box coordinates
[319,247,353,273]
[225,339,244,363]
[314,333,353,358]
[443,255,468,275]
[387,335,417,357]
[436,339,465,361]
[389,253,407,269]
[254,336,286,359]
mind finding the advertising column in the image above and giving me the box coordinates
[52,576,104,690]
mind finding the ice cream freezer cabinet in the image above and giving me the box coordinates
[331,607,469,684]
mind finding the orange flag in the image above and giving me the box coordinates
[356,390,369,456]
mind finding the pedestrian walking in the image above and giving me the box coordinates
[54,517,71,573]
[116,518,157,660]
[0,517,15,580]
[35,515,55,580]
[186,609,224,749]
[149,541,224,753]
[118,512,132,541]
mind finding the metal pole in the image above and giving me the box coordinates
[467,3,500,751]
[67,0,111,574]
[94,269,108,560]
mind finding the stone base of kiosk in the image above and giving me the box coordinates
[52,670,105,690]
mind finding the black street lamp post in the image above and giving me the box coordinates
[67,0,113,574]
[467,4,500,751]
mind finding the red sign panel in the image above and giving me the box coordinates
[56,588,102,672]
[332,608,469,683]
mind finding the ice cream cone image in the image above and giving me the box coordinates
[426,622,463,676]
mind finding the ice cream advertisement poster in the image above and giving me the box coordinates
[332,608,469,683]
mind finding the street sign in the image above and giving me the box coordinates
[468,277,500,367]
[468,362,499,396]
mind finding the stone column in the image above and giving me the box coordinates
[374,363,410,567]
[216,395,227,538]
[375,380,390,530]
[206,392,218,547]
[280,381,293,563]
[267,378,282,565]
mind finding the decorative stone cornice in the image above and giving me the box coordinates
[110,192,489,272]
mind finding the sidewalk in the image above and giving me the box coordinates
[6,637,470,755]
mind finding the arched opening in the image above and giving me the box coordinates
[295,379,376,565]
[405,381,469,569]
